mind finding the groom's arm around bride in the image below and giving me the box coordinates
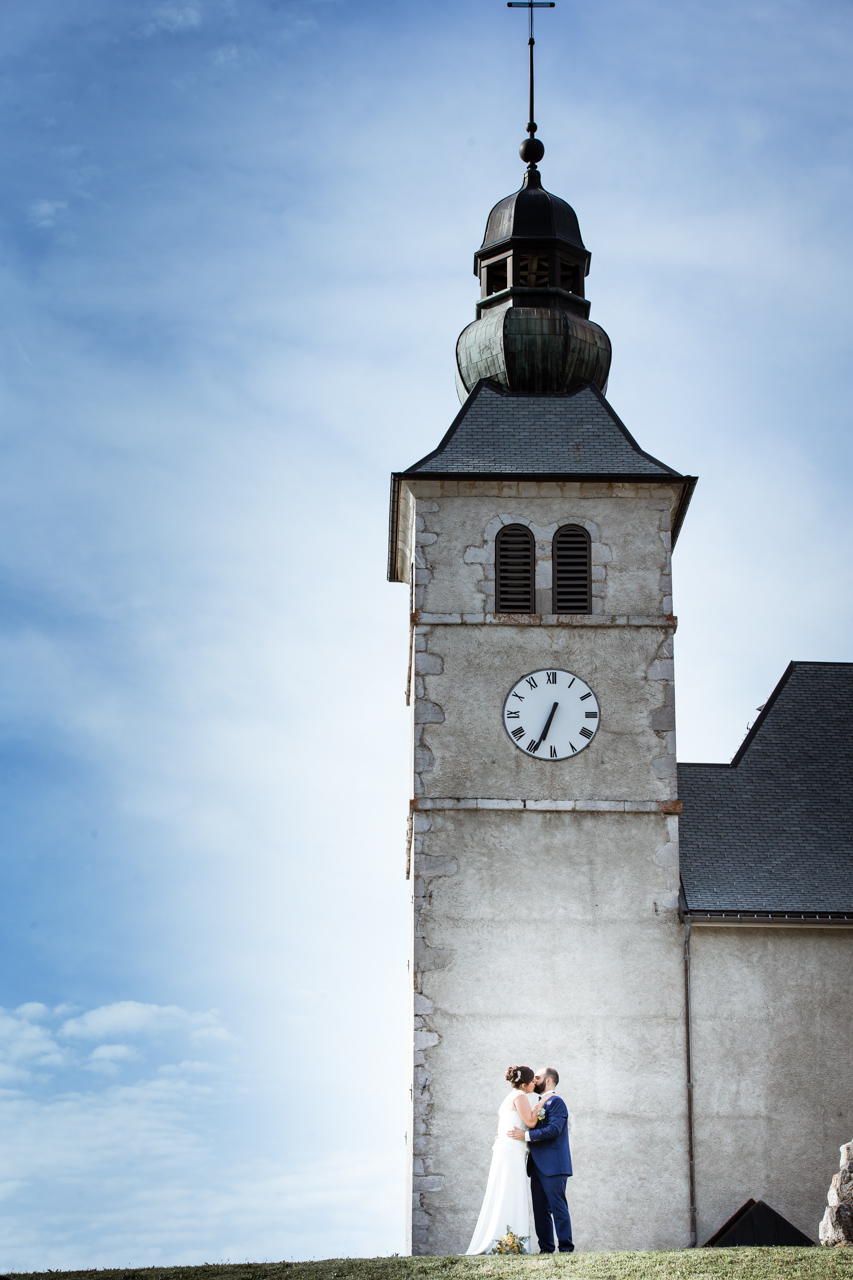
[526,1094,570,1157]
[508,1068,574,1254]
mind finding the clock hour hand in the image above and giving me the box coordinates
[536,701,559,749]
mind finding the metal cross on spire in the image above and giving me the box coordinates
[507,1,555,164]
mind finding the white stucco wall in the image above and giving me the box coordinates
[689,926,853,1245]
[412,807,691,1254]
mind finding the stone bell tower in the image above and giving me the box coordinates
[388,111,698,1253]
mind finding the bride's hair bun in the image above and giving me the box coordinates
[505,1065,534,1087]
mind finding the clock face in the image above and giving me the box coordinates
[503,669,601,760]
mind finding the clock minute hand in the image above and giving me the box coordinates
[536,701,559,749]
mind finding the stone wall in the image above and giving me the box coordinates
[402,479,688,1253]
[404,479,676,620]
[410,620,677,803]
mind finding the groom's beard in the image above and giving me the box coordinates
[533,1082,545,1095]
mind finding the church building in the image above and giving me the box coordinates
[387,104,853,1254]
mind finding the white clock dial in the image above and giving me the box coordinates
[503,669,600,760]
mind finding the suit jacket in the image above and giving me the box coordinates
[526,1093,572,1178]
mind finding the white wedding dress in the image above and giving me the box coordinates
[466,1088,531,1254]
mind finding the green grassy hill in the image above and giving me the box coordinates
[7,1248,852,1280]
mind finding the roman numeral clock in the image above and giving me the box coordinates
[387,51,697,1258]
[504,670,600,759]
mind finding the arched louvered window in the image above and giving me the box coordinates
[553,524,591,614]
[495,524,535,613]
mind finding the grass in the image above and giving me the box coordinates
[6,1249,853,1280]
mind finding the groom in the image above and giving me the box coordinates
[507,1067,573,1254]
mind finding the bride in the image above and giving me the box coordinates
[466,1065,545,1254]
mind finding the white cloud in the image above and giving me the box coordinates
[87,1045,141,1076]
[157,1060,215,1075]
[0,1003,231,1088]
[90,1043,138,1061]
[59,1001,228,1044]
[0,1000,400,1265]
[135,5,202,37]
[15,1003,49,1020]
[26,199,67,229]
[0,1075,402,1269]
[207,45,242,69]
[0,1008,67,1075]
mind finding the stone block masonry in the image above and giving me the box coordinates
[402,478,689,1254]
[820,1141,853,1246]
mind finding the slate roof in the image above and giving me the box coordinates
[679,662,853,916]
[404,379,682,479]
[388,378,698,581]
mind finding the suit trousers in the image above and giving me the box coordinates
[529,1164,573,1253]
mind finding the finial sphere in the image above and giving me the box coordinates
[519,136,545,164]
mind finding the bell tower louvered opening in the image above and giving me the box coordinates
[495,524,535,613]
[553,524,591,614]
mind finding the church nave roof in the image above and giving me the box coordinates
[679,662,853,920]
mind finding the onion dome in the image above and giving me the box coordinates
[480,167,585,257]
[455,162,611,402]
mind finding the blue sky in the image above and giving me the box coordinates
[0,0,851,1267]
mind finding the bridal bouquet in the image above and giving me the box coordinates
[489,1227,529,1254]
[537,1108,547,1122]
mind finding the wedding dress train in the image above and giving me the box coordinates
[466,1088,531,1254]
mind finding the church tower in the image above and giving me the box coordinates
[389,82,698,1255]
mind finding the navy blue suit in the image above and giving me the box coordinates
[526,1094,573,1253]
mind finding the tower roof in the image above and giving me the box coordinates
[680,662,853,918]
[462,157,606,400]
[387,380,697,581]
[479,168,586,255]
[403,379,684,480]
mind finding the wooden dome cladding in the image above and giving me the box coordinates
[495,524,535,613]
[553,524,591,613]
